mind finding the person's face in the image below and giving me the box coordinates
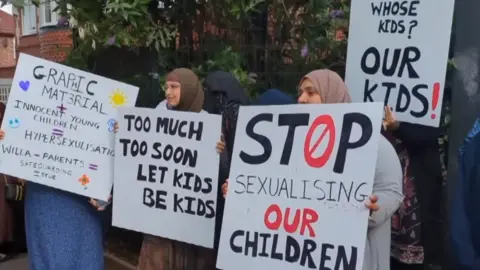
[165,80,181,107]
[298,78,322,104]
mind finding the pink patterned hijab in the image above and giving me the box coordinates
[300,69,351,104]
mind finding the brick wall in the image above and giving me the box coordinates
[39,28,72,62]
[17,8,72,63]
[0,67,15,78]
[0,36,15,68]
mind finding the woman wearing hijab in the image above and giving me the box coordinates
[383,103,447,269]
[253,88,295,105]
[0,116,108,269]
[0,102,26,263]
[382,108,424,270]
[136,68,228,270]
[203,71,249,163]
[0,102,13,262]
[297,69,403,270]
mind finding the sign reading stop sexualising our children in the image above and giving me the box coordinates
[217,102,383,270]
[0,53,139,200]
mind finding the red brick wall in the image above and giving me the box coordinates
[18,34,41,58]
[39,29,72,62]
[0,67,15,77]
[0,36,15,68]
[17,8,72,62]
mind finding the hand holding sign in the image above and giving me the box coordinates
[383,106,399,131]
[222,179,228,199]
[216,134,225,153]
[365,195,379,214]
[0,130,4,140]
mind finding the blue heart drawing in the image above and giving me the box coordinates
[19,80,30,91]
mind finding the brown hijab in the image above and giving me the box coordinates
[166,68,204,112]
[300,69,351,104]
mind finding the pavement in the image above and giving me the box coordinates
[0,254,28,270]
[0,253,135,270]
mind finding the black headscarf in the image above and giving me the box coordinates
[203,71,249,163]
[203,71,249,114]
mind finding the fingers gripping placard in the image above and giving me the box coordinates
[345,0,454,127]
[217,103,383,270]
[112,107,221,248]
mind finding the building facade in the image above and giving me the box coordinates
[0,1,73,103]
[18,0,73,62]
[0,9,15,102]
[0,9,15,78]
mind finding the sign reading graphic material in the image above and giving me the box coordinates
[112,107,221,248]
[345,0,454,127]
[217,103,383,270]
[0,53,139,200]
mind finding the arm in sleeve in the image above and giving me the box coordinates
[218,148,230,187]
[368,136,404,228]
[392,122,444,147]
[451,141,480,270]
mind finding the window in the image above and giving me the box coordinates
[21,0,36,35]
[39,0,58,27]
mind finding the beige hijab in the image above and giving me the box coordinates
[166,68,204,112]
[300,69,351,104]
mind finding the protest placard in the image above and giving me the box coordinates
[0,53,139,200]
[217,102,383,270]
[345,0,455,127]
[112,107,221,248]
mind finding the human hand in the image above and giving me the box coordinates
[222,179,229,199]
[114,122,119,133]
[364,195,379,214]
[383,106,399,131]
[216,134,225,153]
[89,195,112,211]
[0,130,5,140]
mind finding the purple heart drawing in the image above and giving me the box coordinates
[19,80,30,91]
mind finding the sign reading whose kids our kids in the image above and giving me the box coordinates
[0,53,139,200]
[345,0,455,127]
[217,102,383,270]
[112,107,221,249]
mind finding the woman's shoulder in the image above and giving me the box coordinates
[375,135,402,179]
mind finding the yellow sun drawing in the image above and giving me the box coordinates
[109,89,128,108]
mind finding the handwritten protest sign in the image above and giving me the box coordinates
[345,0,454,127]
[217,103,383,270]
[0,53,139,200]
[112,107,221,248]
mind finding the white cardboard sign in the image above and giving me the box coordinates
[112,107,222,248]
[345,0,454,127]
[217,103,383,270]
[0,53,139,200]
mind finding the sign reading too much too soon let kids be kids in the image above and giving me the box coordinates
[217,103,384,270]
[0,53,139,200]
[112,107,221,249]
[345,0,455,127]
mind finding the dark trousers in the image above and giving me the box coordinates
[0,201,27,253]
[410,151,445,266]
[11,201,26,252]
